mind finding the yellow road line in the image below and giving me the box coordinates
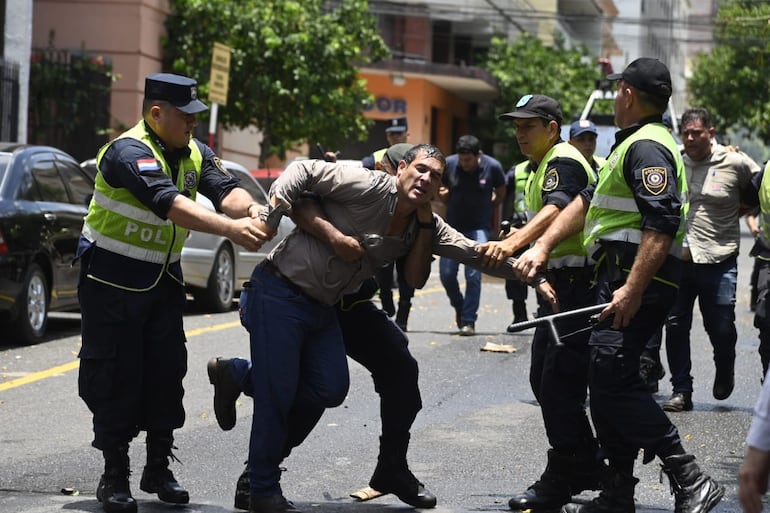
[0,285,449,393]
[0,320,242,393]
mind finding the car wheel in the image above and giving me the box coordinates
[14,263,49,343]
[193,244,235,312]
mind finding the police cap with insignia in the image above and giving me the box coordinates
[499,94,563,125]
[145,73,208,114]
[607,58,672,100]
[385,116,408,133]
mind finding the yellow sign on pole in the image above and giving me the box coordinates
[208,42,231,105]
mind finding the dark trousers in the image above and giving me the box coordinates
[588,263,681,466]
[665,257,738,393]
[78,271,187,451]
[529,266,597,453]
[337,300,422,438]
[240,265,350,497]
[754,259,770,375]
[376,258,415,315]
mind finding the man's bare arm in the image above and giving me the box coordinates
[291,197,364,262]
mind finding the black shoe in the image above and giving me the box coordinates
[370,463,437,508]
[249,494,301,513]
[140,465,189,504]
[97,473,137,513]
[713,368,734,400]
[234,465,250,510]
[663,392,693,412]
[207,357,242,430]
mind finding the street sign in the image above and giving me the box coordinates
[208,42,231,105]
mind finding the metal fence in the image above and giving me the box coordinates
[28,48,112,162]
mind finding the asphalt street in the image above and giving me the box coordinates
[0,229,764,513]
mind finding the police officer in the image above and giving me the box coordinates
[515,58,723,513]
[361,116,409,170]
[568,119,604,172]
[479,95,602,512]
[501,159,533,331]
[77,73,271,513]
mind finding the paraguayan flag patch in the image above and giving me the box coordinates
[136,158,161,173]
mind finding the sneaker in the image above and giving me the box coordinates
[662,392,693,412]
[459,323,475,336]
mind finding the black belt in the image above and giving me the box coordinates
[261,260,313,300]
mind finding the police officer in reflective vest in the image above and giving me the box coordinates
[77,73,272,513]
[480,94,602,511]
[515,58,723,513]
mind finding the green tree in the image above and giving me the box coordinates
[689,0,770,144]
[481,33,602,167]
[164,0,389,163]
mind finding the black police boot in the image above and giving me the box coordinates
[234,464,250,510]
[660,454,724,513]
[369,434,437,509]
[97,444,137,513]
[560,471,638,513]
[509,449,572,510]
[139,431,190,504]
[208,357,243,431]
[570,449,607,494]
[380,290,395,317]
[395,299,411,331]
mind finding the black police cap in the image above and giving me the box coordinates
[499,94,563,125]
[145,73,208,114]
[607,58,672,100]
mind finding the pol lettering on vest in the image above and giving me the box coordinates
[125,221,169,244]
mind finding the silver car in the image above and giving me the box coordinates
[182,160,294,312]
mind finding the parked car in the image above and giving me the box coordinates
[81,158,294,313]
[182,160,294,312]
[0,144,94,343]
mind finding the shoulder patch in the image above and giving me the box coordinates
[642,167,667,195]
[136,158,160,173]
[214,157,231,177]
[542,168,559,192]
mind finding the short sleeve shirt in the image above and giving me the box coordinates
[442,153,506,232]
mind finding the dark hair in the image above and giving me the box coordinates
[142,98,167,115]
[404,143,446,168]
[455,135,480,155]
[680,108,712,129]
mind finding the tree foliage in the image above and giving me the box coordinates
[689,0,770,144]
[163,0,389,163]
[481,33,602,167]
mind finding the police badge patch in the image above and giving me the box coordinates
[642,167,667,195]
[543,168,559,192]
[214,157,231,177]
[184,170,198,190]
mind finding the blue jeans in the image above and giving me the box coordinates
[235,264,350,497]
[664,256,738,393]
[439,228,488,325]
